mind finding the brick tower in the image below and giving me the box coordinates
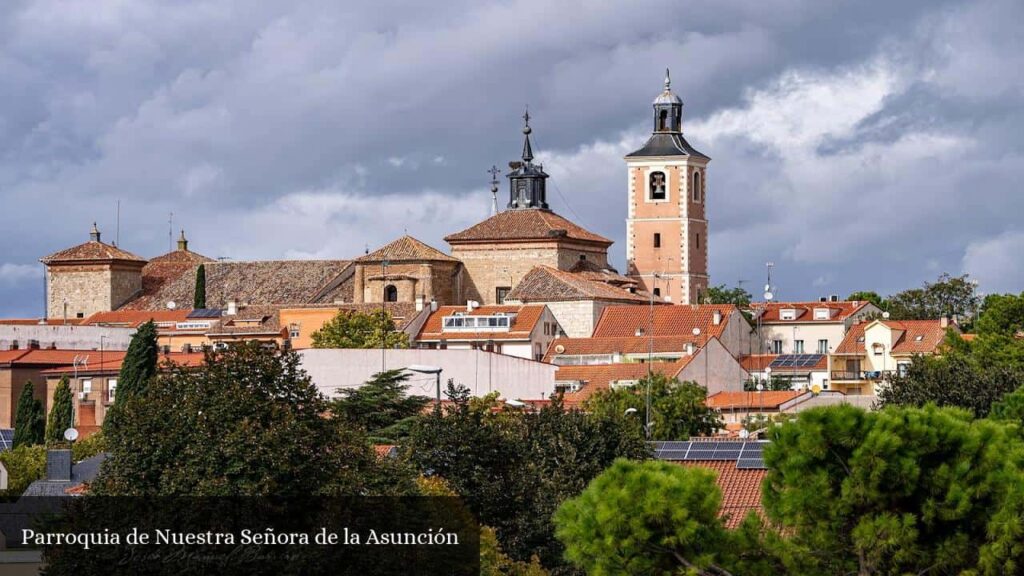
[625,69,710,304]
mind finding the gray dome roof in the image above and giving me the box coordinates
[653,68,683,106]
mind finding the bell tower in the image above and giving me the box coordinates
[624,69,710,304]
[506,110,550,210]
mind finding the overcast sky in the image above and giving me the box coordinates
[1,0,1022,317]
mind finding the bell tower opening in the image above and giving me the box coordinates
[506,109,550,210]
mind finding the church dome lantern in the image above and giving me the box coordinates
[507,110,550,210]
[653,68,683,133]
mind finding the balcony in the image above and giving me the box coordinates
[830,370,894,381]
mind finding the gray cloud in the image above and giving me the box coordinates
[0,0,1021,317]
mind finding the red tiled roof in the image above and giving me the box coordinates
[543,335,698,362]
[141,248,215,301]
[416,305,547,342]
[706,391,802,410]
[677,461,767,529]
[2,349,127,367]
[750,301,874,323]
[40,240,146,264]
[0,319,83,326]
[557,359,693,407]
[507,266,648,304]
[82,309,192,328]
[444,210,612,245]
[356,235,458,263]
[41,352,205,375]
[592,304,739,340]
[834,319,951,355]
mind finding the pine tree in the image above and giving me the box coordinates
[193,264,206,309]
[46,375,74,444]
[13,381,45,448]
[115,320,159,401]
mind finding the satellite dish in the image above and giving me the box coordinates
[811,384,822,395]
[738,429,750,439]
[764,291,774,301]
[882,311,890,319]
[167,300,177,310]
[63,428,79,442]
[554,344,565,354]
[756,383,765,391]
[764,367,772,374]
[692,327,701,336]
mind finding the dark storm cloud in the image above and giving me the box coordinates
[0,0,1021,316]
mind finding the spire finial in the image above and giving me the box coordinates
[488,165,501,215]
[665,68,671,90]
[177,229,189,251]
[90,222,101,242]
[521,107,534,163]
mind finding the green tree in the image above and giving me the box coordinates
[763,404,1024,575]
[93,342,386,496]
[886,273,980,321]
[46,375,74,444]
[0,445,46,496]
[13,381,44,448]
[114,320,158,401]
[847,290,886,309]
[583,373,722,440]
[407,386,648,569]
[554,459,731,575]
[330,369,430,443]
[970,292,1024,369]
[878,353,1024,417]
[481,526,549,576]
[193,263,206,309]
[704,284,752,308]
[311,309,409,349]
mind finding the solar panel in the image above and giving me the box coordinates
[187,308,223,319]
[737,458,766,469]
[660,441,691,451]
[769,354,824,369]
[0,429,13,451]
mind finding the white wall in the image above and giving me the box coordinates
[676,337,748,394]
[299,348,558,402]
[0,325,134,351]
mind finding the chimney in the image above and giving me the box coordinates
[226,300,238,316]
[819,297,827,302]
[89,222,101,243]
[686,343,695,355]
[415,296,424,312]
[177,229,189,251]
[830,294,839,302]
[430,299,438,312]
[940,316,949,328]
[46,449,72,482]
[712,310,722,325]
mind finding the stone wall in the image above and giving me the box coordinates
[46,262,143,319]
[543,300,609,338]
[354,261,461,305]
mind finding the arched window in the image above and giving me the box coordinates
[659,109,669,131]
[384,285,398,302]
[692,171,702,203]
[649,171,667,200]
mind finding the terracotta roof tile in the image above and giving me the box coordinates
[677,461,766,529]
[121,260,351,311]
[507,266,648,304]
[40,240,146,264]
[2,349,126,367]
[592,304,739,340]
[543,336,699,362]
[706,391,802,410]
[41,351,203,375]
[750,301,874,323]
[557,359,693,407]
[356,235,458,263]
[835,319,951,355]
[417,305,546,342]
[444,210,611,245]
[82,309,192,328]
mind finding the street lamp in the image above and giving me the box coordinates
[408,364,443,409]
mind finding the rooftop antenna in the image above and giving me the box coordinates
[115,199,121,247]
[168,212,174,253]
[488,165,501,215]
[764,262,775,302]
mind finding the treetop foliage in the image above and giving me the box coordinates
[330,369,430,443]
[583,373,722,440]
[311,309,409,349]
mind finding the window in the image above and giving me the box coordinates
[817,339,829,353]
[496,287,510,304]
[653,287,661,297]
[772,340,783,354]
[107,379,117,403]
[692,171,702,202]
[659,109,669,131]
[695,233,700,249]
[384,285,398,302]
[534,343,543,361]
[289,324,300,339]
[897,362,910,377]
[653,233,661,248]
[813,308,832,320]
[649,171,667,200]
[780,308,797,321]
[81,379,92,394]
[76,312,84,319]
[872,343,884,356]
[794,340,805,354]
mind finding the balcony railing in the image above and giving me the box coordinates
[830,370,895,381]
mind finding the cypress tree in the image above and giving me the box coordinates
[193,264,207,309]
[46,375,74,444]
[13,381,45,448]
[104,320,159,434]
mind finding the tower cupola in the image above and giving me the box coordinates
[507,110,549,210]
[653,68,683,133]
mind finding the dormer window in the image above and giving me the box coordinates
[813,308,832,320]
[914,335,924,342]
[649,172,667,200]
[780,308,798,321]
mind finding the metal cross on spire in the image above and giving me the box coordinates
[521,106,534,163]
[665,67,671,90]
[488,165,501,215]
